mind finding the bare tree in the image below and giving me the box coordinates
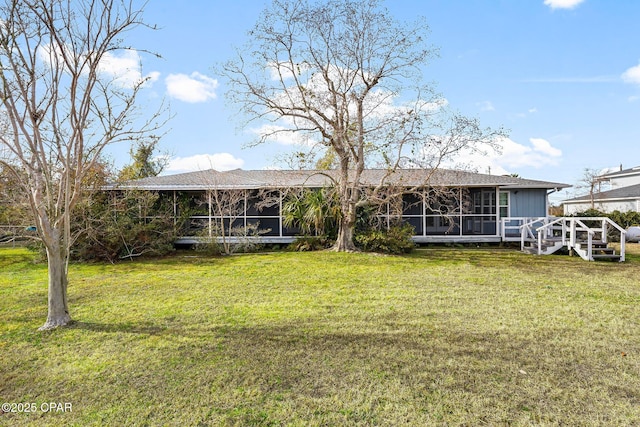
[201,188,247,255]
[0,0,164,329]
[222,0,504,251]
[196,185,277,255]
[577,168,604,210]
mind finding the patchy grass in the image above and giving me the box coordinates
[1,244,639,426]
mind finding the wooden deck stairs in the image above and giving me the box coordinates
[520,217,626,262]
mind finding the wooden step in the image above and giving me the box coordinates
[592,254,621,261]
[593,247,615,254]
[522,242,565,255]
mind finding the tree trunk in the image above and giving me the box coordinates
[39,244,72,330]
[333,208,357,252]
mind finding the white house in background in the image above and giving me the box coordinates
[563,165,640,214]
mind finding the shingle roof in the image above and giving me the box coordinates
[599,166,640,179]
[109,168,570,191]
[563,183,640,203]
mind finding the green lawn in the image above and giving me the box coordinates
[1,245,639,426]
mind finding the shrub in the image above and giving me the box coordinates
[288,236,333,252]
[282,188,340,238]
[71,190,182,262]
[354,223,415,254]
[194,222,266,256]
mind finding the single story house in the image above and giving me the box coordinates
[563,165,640,214]
[112,168,570,244]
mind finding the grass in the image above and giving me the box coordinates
[0,244,639,426]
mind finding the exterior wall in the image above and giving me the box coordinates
[609,174,640,189]
[564,199,640,215]
[508,189,548,218]
[498,189,548,239]
[563,202,589,215]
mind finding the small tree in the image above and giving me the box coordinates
[577,168,604,210]
[223,0,504,251]
[0,0,164,329]
[202,188,247,255]
[118,138,168,181]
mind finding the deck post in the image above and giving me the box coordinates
[537,229,542,255]
[569,219,576,249]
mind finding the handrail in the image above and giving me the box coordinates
[602,217,626,262]
[523,217,626,262]
[511,217,548,251]
[518,217,560,254]
[532,216,564,233]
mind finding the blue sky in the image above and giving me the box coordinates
[105,0,640,203]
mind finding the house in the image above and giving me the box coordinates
[563,166,640,215]
[112,168,569,245]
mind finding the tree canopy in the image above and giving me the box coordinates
[223,0,505,251]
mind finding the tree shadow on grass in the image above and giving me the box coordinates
[67,320,166,335]
[193,321,640,425]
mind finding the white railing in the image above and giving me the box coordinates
[501,217,552,249]
[527,217,626,262]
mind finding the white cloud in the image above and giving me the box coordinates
[450,137,563,174]
[165,72,218,103]
[249,124,319,146]
[267,61,311,81]
[498,137,562,169]
[477,101,495,112]
[621,63,640,85]
[544,0,585,10]
[529,138,562,158]
[38,45,159,89]
[165,153,244,173]
[98,50,159,88]
[512,107,539,119]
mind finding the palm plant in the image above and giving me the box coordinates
[283,188,341,237]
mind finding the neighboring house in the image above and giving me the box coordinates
[111,168,569,244]
[563,166,640,215]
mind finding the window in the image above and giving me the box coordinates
[499,191,509,218]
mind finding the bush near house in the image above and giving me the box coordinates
[354,223,416,254]
[287,236,334,252]
[71,190,186,262]
[284,188,417,254]
[571,209,640,242]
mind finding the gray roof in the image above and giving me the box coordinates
[599,166,640,179]
[564,183,640,203]
[109,168,570,191]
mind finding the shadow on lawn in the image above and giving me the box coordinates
[160,321,637,425]
[68,320,166,335]
[209,322,635,395]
